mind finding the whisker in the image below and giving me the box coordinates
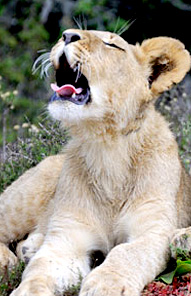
[82,14,88,30]
[37,49,49,53]
[73,16,83,30]
[44,62,52,78]
[33,52,50,71]
[75,62,81,83]
[114,17,121,34]
[32,52,52,78]
[117,19,135,36]
[117,21,130,36]
[73,14,88,30]
[41,57,51,65]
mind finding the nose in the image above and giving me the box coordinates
[62,32,81,46]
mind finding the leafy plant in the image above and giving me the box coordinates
[158,259,191,284]
[0,261,25,296]
[0,120,67,193]
[156,242,191,285]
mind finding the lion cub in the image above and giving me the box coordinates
[0,29,191,296]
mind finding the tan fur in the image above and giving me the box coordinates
[0,29,191,296]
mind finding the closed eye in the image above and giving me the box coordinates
[103,42,125,52]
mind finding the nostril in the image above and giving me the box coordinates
[62,32,81,46]
[62,33,67,42]
[71,34,81,43]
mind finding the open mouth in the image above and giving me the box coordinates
[50,53,91,105]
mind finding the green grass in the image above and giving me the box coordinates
[0,262,25,296]
[0,261,81,295]
[0,120,67,193]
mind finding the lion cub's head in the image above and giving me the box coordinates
[48,29,190,131]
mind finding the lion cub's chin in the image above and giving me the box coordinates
[48,100,84,123]
[48,100,105,125]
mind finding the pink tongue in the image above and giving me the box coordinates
[51,83,83,96]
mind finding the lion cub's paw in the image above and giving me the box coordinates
[80,265,138,296]
[0,243,18,270]
[16,233,44,264]
[10,279,53,296]
[170,227,191,259]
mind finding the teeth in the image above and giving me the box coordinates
[72,93,76,98]
[73,66,77,72]
[73,63,80,72]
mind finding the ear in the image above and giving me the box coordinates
[136,37,191,97]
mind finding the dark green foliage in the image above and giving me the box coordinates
[0,261,25,296]
[0,0,50,90]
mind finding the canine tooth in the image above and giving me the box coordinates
[72,93,76,98]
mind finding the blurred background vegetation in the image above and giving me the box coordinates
[0,0,191,192]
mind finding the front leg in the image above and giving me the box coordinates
[10,214,105,296]
[80,198,176,296]
[0,155,65,271]
[0,154,65,244]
